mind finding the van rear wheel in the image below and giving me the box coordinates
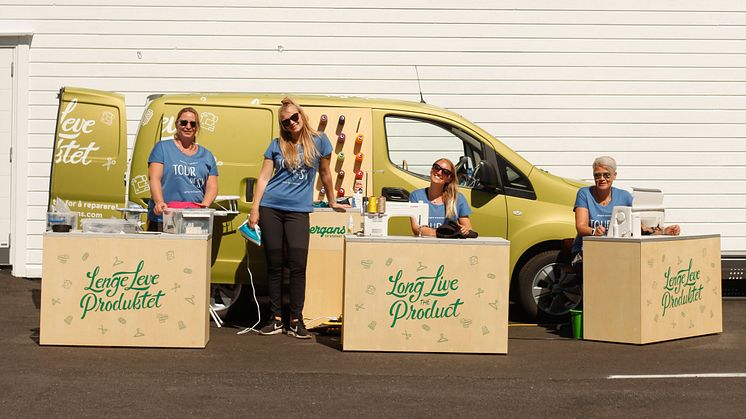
[518,250,582,321]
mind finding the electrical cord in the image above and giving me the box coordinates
[236,245,262,335]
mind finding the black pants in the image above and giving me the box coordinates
[259,207,310,321]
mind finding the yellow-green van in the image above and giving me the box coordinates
[49,87,584,320]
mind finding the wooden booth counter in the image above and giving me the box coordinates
[343,235,510,354]
[304,209,361,324]
[583,234,722,344]
[40,232,212,348]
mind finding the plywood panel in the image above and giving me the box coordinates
[343,238,509,354]
[584,240,641,344]
[639,237,722,343]
[583,235,722,344]
[40,233,211,347]
[304,211,362,324]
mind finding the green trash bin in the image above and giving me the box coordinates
[569,309,583,340]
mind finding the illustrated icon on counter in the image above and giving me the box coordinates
[365,285,376,295]
[64,315,73,325]
[421,324,431,331]
[99,325,108,335]
[185,295,196,305]
[488,300,499,310]
[460,318,473,328]
[183,268,192,274]
[417,262,427,271]
[475,288,484,297]
[368,321,377,331]
[481,326,490,335]
[469,256,479,266]
[385,257,393,266]
[57,254,69,264]
[354,303,365,311]
[402,330,412,340]
[134,328,145,338]
[166,250,175,261]
[361,259,373,269]
[171,283,181,292]
[118,317,127,325]
[178,321,187,330]
[157,313,169,323]
[113,256,124,266]
[81,252,89,261]
[437,334,448,343]
[52,298,61,306]
[487,273,495,279]
[62,280,72,290]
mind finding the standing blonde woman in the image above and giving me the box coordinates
[409,158,473,237]
[249,97,341,339]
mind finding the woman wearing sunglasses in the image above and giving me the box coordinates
[572,156,679,254]
[147,107,219,231]
[249,97,341,339]
[409,158,473,237]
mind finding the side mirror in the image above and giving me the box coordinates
[475,160,499,191]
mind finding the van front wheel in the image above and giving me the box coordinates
[518,250,582,321]
[210,284,242,317]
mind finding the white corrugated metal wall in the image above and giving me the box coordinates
[1,0,744,276]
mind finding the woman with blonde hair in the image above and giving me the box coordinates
[409,158,473,237]
[249,97,341,339]
[147,107,219,231]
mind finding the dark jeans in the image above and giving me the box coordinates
[259,207,310,321]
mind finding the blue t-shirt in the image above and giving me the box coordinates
[147,139,219,222]
[260,133,333,213]
[409,188,472,228]
[572,186,633,253]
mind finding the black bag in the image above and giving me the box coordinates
[436,220,478,239]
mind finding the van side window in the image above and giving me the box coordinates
[497,155,536,199]
[384,116,484,188]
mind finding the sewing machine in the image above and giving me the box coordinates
[362,202,429,237]
[608,188,666,238]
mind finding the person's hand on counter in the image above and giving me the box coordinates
[153,201,168,216]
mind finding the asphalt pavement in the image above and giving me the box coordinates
[1,267,745,418]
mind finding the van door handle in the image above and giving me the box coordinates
[245,178,256,202]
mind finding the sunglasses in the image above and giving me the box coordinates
[281,112,300,127]
[178,119,197,128]
[593,172,612,180]
[432,163,453,177]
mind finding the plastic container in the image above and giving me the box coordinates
[46,212,78,232]
[81,218,139,234]
[569,309,583,340]
[162,208,215,235]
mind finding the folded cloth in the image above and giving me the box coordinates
[436,219,478,239]
[167,201,202,209]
